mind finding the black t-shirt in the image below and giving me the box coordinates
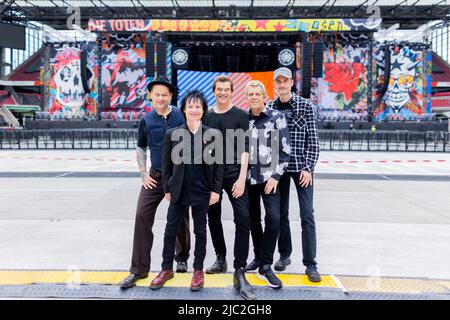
[278,101,291,111]
[177,130,210,206]
[204,106,249,178]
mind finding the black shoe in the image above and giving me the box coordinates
[257,265,282,289]
[176,261,188,273]
[305,265,322,282]
[245,259,259,272]
[119,273,148,289]
[233,268,256,300]
[206,255,227,274]
[274,257,291,272]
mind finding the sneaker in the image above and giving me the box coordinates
[257,265,282,289]
[274,257,291,272]
[305,265,322,282]
[206,255,227,274]
[244,259,259,272]
[176,261,188,273]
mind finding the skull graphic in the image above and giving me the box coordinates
[375,48,420,114]
[55,60,86,115]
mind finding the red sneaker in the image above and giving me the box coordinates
[190,270,204,291]
[150,270,174,290]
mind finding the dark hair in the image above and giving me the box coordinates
[180,90,208,120]
[212,75,234,92]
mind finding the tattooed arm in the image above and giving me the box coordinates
[136,118,157,190]
[136,146,156,189]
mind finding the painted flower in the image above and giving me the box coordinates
[324,62,364,101]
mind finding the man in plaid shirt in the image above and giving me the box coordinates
[266,67,321,282]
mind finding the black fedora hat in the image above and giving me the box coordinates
[147,75,174,94]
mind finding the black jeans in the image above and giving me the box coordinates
[278,171,317,267]
[207,174,250,269]
[161,201,209,271]
[248,181,281,267]
[130,168,190,274]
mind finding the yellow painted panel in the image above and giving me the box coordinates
[0,271,337,289]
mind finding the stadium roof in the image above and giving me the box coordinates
[1,0,449,29]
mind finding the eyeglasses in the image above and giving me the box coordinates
[379,75,414,86]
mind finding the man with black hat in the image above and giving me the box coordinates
[119,76,191,289]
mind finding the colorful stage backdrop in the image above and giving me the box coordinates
[311,43,369,116]
[101,33,149,112]
[88,19,381,33]
[48,42,98,117]
[177,70,275,110]
[372,45,427,120]
[45,38,431,120]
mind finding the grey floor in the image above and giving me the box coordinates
[0,150,449,280]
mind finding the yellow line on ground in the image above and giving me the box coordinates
[0,271,338,288]
[336,275,448,294]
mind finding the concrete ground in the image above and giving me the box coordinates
[0,150,449,283]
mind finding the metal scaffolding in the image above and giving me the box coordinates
[0,1,449,29]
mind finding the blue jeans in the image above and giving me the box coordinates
[278,171,317,267]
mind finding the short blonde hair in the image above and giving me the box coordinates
[245,80,267,98]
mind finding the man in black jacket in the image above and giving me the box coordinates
[150,90,223,291]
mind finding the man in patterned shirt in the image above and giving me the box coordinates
[266,67,322,282]
[244,80,290,289]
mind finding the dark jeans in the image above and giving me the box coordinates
[248,181,281,267]
[278,171,317,267]
[207,174,250,269]
[129,168,190,274]
[162,201,209,271]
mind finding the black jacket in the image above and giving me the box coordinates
[162,124,224,204]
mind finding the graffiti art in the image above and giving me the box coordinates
[101,33,149,112]
[48,42,98,117]
[88,19,381,33]
[311,44,369,116]
[373,45,426,120]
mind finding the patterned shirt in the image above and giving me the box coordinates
[266,92,320,173]
[248,106,291,185]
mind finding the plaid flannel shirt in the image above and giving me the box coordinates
[266,92,320,173]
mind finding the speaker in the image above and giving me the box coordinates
[312,41,324,78]
[277,47,295,68]
[156,42,167,77]
[171,47,190,69]
[301,42,312,98]
[80,48,90,94]
[145,41,155,78]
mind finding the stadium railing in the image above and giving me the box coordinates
[0,129,449,152]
